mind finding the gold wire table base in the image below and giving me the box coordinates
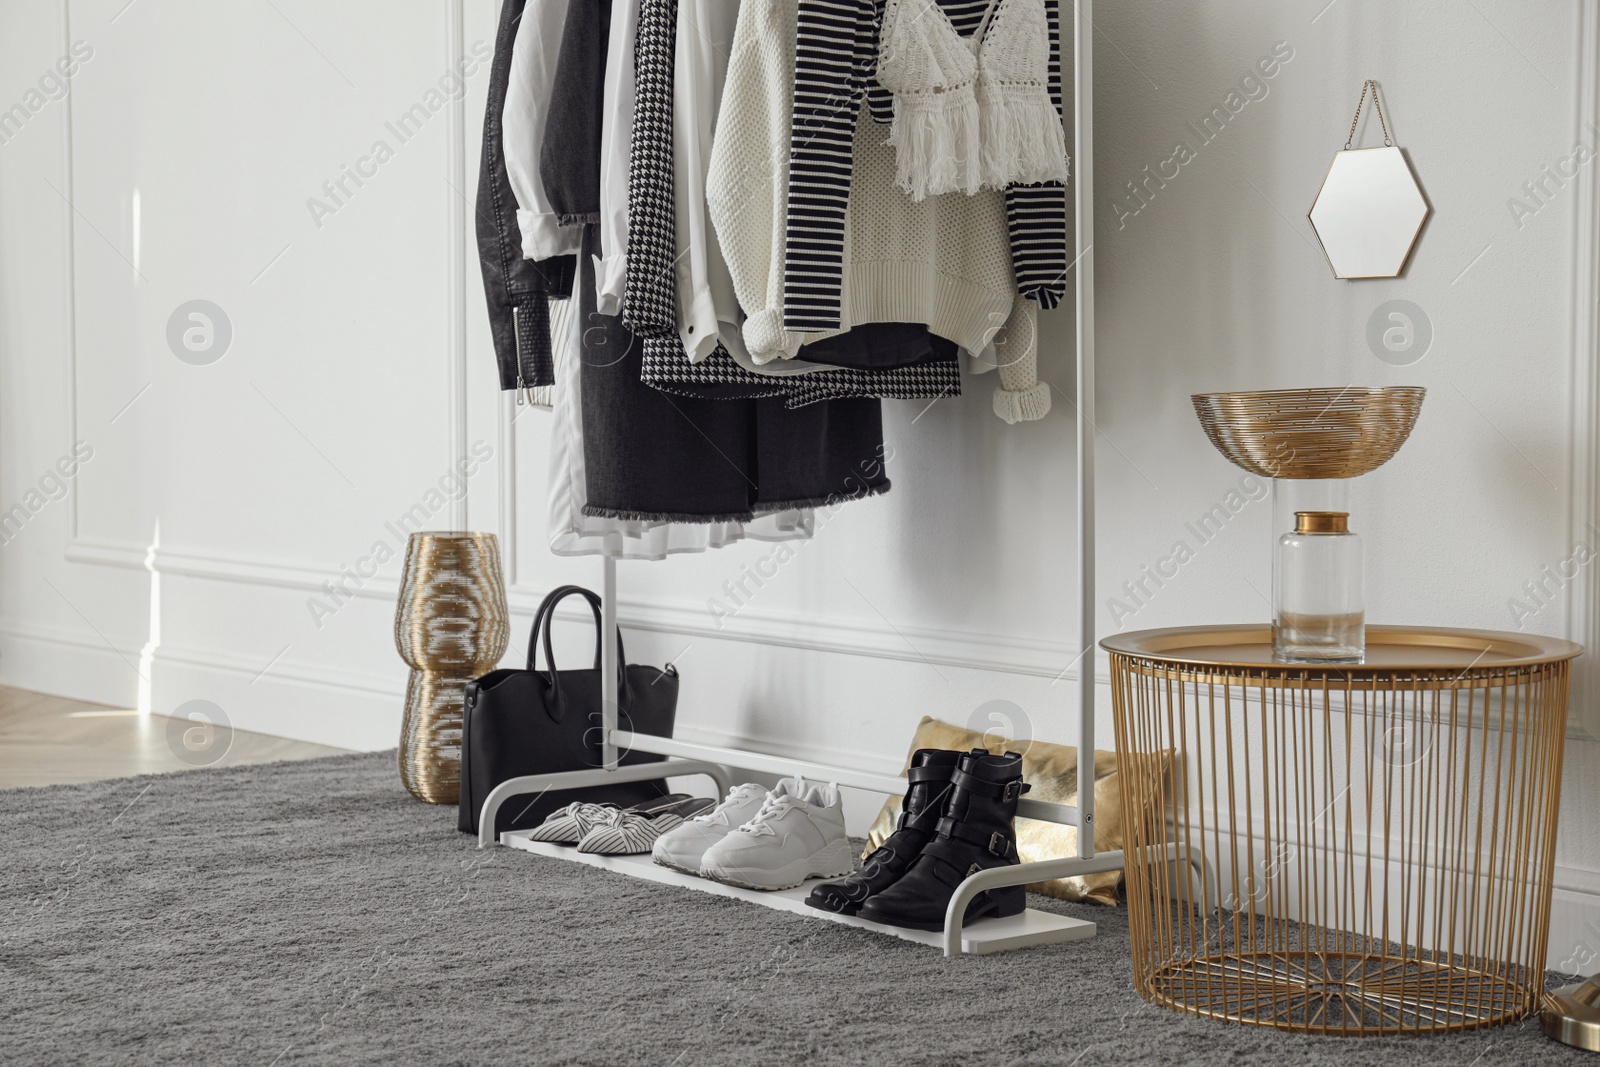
[1145,950,1534,1034]
[1103,625,1580,1037]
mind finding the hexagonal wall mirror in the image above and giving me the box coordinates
[1308,146,1429,279]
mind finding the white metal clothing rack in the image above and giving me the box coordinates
[478,0,1148,956]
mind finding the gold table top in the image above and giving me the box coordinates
[1101,623,1581,674]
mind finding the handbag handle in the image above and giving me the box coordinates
[525,585,630,717]
[526,585,605,669]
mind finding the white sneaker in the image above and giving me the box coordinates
[700,780,852,891]
[651,781,774,875]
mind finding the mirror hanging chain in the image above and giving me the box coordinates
[1346,78,1392,149]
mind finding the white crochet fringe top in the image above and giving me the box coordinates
[877,0,1070,201]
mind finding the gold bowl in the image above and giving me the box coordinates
[1191,386,1424,479]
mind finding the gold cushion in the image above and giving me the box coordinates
[864,716,1147,906]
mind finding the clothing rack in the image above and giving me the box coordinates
[478,0,1193,956]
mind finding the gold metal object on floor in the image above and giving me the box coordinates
[862,716,1139,906]
[1191,386,1425,480]
[394,532,509,804]
[1544,975,1600,1051]
[1103,624,1580,1036]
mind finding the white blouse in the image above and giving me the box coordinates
[594,0,639,314]
[502,0,582,261]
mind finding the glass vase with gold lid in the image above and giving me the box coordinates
[1192,386,1424,664]
[1276,508,1364,662]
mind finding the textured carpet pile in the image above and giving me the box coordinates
[0,751,1589,1065]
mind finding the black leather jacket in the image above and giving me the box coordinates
[476,0,574,393]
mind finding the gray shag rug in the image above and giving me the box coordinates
[0,750,1589,1066]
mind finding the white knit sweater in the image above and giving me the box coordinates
[705,0,1050,424]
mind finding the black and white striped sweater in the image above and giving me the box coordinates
[783,0,1069,334]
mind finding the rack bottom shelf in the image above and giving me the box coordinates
[501,831,1097,954]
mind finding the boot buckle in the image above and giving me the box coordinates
[1003,780,1024,803]
[966,862,983,879]
[989,831,1008,856]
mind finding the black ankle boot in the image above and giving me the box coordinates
[805,748,960,915]
[856,749,1029,931]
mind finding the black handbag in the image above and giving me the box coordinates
[457,584,679,836]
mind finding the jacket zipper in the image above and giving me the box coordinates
[512,305,528,405]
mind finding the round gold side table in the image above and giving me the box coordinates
[1102,624,1580,1037]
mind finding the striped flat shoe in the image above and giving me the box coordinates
[527,802,620,844]
[575,796,716,856]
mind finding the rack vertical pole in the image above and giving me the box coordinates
[1073,0,1097,859]
[601,554,619,770]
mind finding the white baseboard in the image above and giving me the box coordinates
[0,618,142,707]
[146,655,399,754]
[0,618,402,751]
[147,641,404,753]
[1550,865,1600,976]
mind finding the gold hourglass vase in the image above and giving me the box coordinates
[394,532,509,804]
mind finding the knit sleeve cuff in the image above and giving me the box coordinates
[741,308,802,362]
[518,209,583,261]
[993,381,1052,424]
[1022,284,1066,310]
[526,384,555,409]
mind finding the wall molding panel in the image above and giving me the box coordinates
[445,0,470,532]
[1567,1,1600,740]
[59,0,83,544]
[534,591,1086,681]
[54,534,1090,680]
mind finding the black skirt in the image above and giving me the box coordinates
[575,228,890,522]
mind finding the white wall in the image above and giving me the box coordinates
[1091,0,1600,973]
[2,0,1598,970]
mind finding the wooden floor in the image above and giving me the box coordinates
[0,685,350,789]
